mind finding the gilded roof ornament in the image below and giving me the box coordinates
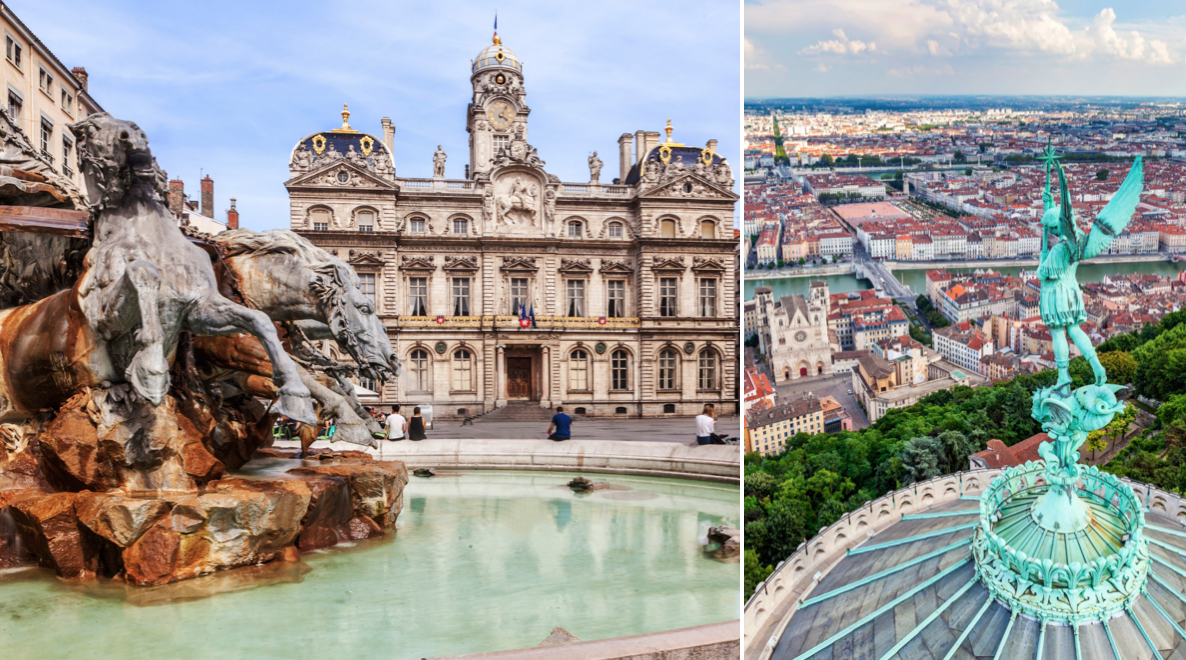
[332,104,358,134]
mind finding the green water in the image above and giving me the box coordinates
[745,260,1182,300]
[0,470,739,659]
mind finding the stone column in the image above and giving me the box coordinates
[496,345,507,408]
[540,345,551,409]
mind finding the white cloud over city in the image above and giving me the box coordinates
[745,0,1186,96]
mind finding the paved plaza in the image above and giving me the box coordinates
[776,372,870,430]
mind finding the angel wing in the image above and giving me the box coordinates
[1080,157,1144,261]
[1055,162,1081,252]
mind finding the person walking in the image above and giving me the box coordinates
[407,406,428,441]
[695,404,716,445]
[547,406,572,441]
[384,405,407,441]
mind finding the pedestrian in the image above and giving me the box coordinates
[384,405,407,441]
[407,406,427,441]
[547,406,572,441]
[695,404,716,445]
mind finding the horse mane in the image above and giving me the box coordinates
[215,229,338,271]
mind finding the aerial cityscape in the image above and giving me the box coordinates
[742,0,1186,656]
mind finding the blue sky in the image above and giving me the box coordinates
[746,0,1186,97]
[18,0,741,229]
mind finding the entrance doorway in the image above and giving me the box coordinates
[507,357,534,399]
[799,367,807,377]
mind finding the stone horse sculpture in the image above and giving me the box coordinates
[190,229,401,447]
[65,113,314,423]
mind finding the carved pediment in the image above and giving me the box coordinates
[639,174,732,200]
[287,159,398,190]
[399,255,436,271]
[558,258,593,274]
[347,250,386,267]
[599,259,634,274]
[651,256,686,272]
[691,256,727,272]
[500,256,539,272]
[443,255,479,272]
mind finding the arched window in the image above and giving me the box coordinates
[567,220,583,237]
[309,208,331,231]
[611,349,629,390]
[410,349,430,391]
[698,349,718,390]
[452,349,473,391]
[660,219,677,239]
[700,219,715,238]
[357,209,375,232]
[569,349,589,390]
[658,349,678,390]
[607,221,624,238]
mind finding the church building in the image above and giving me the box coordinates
[285,33,738,418]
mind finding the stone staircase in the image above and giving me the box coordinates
[468,401,554,424]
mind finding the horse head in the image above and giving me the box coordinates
[68,113,167,210]
[309,259,400,382]
[215,229,400,382]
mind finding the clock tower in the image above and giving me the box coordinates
[468,33,529,178]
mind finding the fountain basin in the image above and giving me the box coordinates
[0,468,739,658]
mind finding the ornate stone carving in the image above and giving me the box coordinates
[495,176,540,227]
[318,168,363,188]
[481,186,496,225]
[443,255,479,271]
[399,255,437,270]
[346,145,367,167]
[371,152,394,178]
[651,256,686,270]
[642,159,660,184]
[692,256,726,271]
[711,158,733,187]
[433,145,446,178]
[314,142,344,168]
[588,151,602,183]
[599,259,633,273]
[559,258,593,273]
[543,188,556,229]
[491,124,545,170]
[500,256,538,271]
[290,142,312,174]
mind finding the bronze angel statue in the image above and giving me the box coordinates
[1037,142,1143,391]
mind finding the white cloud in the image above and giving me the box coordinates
[926,39,952,56]
[800,28,876,56]
[813,63,830,73]
[1085,8,1175,64]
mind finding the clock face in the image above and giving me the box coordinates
[794,331,808,343]
[486,101,514,130]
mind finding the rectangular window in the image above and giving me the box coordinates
[569,350,589,391]
[409,277,428,316]
[312,222,328,231]
[6,92,19,122]
[409,218,425,233]
[40,120,51,157]
[453,218,468,234]
[493,135,509,153]
[510,277,528,314]
[6,37,20,67]
[608,222,623,238]
[452,277,470,316]
[566,280,585,317]
[61,88,73,113]
[357,210,374,232]
[607,280,625,318]
[659,277,678,317]
[658,350,676,390]
[611,351,629,390]
[699,279,717,317]
[358,273,376,306]
[39,68,52,94]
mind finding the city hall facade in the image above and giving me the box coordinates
[287,36,738,418]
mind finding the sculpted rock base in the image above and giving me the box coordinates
[37,388,225,494]
[2,458,406,586]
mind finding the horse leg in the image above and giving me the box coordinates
[84,259,170,404]
[186,294,316,425]
[303,372,375,447]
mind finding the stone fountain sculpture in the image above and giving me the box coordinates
[0,114,407,586]
[971,145,1148,624]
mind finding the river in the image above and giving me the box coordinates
[744,260,1184,300]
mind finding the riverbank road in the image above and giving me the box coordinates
[777,372,870,430]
